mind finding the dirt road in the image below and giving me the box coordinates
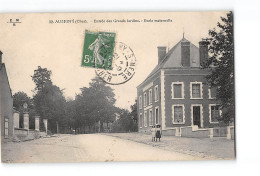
[1,134,207,163]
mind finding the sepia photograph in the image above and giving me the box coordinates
[0,11,235,163]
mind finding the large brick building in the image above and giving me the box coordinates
[0,51,14,139]
[137,37,223,137]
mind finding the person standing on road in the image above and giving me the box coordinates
[155,125,162,142]
[151,126,156,142]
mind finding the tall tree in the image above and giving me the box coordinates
[32,66,66,133]
[31,66,52,92]
[74,77,118,133]
[203,12,234,124]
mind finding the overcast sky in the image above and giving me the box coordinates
[0,11,227,110]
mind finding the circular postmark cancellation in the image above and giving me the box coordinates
[96,42,136,85]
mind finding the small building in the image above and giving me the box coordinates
[0,51,14,138]
[137,37,223,137]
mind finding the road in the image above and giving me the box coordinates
[1,134,203,163]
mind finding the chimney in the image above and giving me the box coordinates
[199,41,208,66]
[157,46,166,64]
[0,50,2,64]
[181,41,190,67]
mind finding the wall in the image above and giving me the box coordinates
[163,68,220,129]
[0,64,14,138]
[181,126,210,138]
[14,128,40,141]
[137,71,161,133]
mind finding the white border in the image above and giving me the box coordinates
[209,104,220,124]
[172,104,185,124]
[191,104,204,128]
[190,82,203,99]
[1,1,260,175]
[160,70,166,129]
[139,95,142,109]
[208,88,216,99]
[144,110,147,127]
[155,106,159,125]
[149,109,153,126]
[171,82,184,99]
[143,92,147,107]
[148,89,152,105]
[154,85,159,102]
[139,113,143,128]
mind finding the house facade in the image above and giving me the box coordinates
[0,51,14,139]
[137,37,223,137]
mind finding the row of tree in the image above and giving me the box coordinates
[13,66,137,133]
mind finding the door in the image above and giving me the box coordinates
[193,106,201,128]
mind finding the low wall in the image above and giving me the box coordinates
[14,128,41,141]
[213,127,227,137]
[139,128,151,134]
[162,129,176,136]
[181,127,210,138]
[230,126,235,140]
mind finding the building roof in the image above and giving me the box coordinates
[0,63,13,97]
[138,37,200,88]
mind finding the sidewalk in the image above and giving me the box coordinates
[104,132,235,160]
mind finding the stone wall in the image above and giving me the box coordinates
[180,126,210,138]
[14,128,40,141]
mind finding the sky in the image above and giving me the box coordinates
[0,11,227,110]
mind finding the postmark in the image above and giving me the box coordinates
[82,30,116,70]
[96,42,136,85]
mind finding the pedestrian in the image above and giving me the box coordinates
[151,126,156,142]
[155,125,161,142]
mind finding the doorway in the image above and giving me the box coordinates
[193,106,201,128]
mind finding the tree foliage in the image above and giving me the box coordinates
[31,66,52,92]
[72,77,118,132]
[32,66,66,132]
[29,66,136,133]
[13,91,36,128]
[13,91,31,110]
[203,12,234,124]
[112,101,138,132]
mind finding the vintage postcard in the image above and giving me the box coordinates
[0,12,235,163]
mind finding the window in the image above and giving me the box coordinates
[144,111,148,127]
[209,105,221,123]
[4,118,9,137]
[209,87,217,99]
[139,113,143,128]
[144,93,147,107]
[149,109,153,126]
[148,89,152,105]
[190,82,203,99]
[172,105,185,124]
[139,96,142,109]
[172,82,184,99]
[155,107,159,124]
[154,85,159,102]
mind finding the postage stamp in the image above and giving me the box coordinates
[82,31,116,70]
[96,42,136,85]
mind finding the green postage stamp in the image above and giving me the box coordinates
[82,31,116,70]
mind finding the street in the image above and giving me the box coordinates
[1,134,218,163]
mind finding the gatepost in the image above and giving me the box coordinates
[13,111,20,128]
[23,103,29,131]
[43,119,48,135]
[35,116,40,131]
[23,113,29,130]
